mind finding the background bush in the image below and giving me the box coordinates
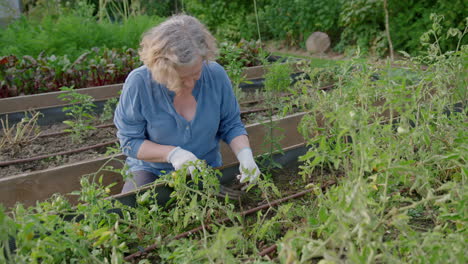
[0,0,164,59]
[184,0,466,56]
[183,0,261,41]
[257,0,342,48]
[389,0,467,53]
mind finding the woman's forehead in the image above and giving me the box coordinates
[176,57,203,77]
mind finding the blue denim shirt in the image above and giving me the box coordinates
[114,61,247,174]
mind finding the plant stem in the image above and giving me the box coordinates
[253,0,262,42]
[383,0,394,60]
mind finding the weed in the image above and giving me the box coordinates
[58,86,97,143]
[258,61,293,172]
[219,41,249,100]
[99,97,119,123]
[0,111,42,154]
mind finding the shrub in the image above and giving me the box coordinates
[183,0,262,41]
[336,0,467,56]
[258,0,342,47]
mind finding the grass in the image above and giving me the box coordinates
[271,50,343,67]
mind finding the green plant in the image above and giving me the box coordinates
[418,13,468,63]
[286,32,467,260]
[337,0,386,55]
[97,0,142,22]
[217,40,267,100]
[100,97,119,122]
[0,11,163,60]
[218,41,248,100]
[0,40,268,98]
[258,61,293,172]
[58,86,97,143]
[259,0,342,48]
[183,0,259,41]
[0,47,141,98]
[389,0,467,55]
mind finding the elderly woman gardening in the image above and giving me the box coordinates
[114,14,260,193]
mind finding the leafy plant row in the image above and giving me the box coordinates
[0,40,267,98]
[0,47,139,98]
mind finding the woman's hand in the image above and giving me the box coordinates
[236,147,260,184]
[167,147,199,175]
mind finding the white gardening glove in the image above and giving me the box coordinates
[236,147,260,184]
[167,147,199,176]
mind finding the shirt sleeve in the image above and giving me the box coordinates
[215,64,248,144]
[113,72,147,158]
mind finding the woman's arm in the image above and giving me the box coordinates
[229,134,251,155]
[136,140,176,163]
[229,135,260,184]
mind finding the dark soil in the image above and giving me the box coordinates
[0,121,117,178]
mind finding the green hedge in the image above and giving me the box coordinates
[183,0,467,56]
[0,14,163,60]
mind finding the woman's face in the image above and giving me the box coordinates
[175,56,203,90]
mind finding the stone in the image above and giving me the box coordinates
[306,32,331,54]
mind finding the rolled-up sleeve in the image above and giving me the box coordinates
[114,73,147,158]
[216,66,247,144]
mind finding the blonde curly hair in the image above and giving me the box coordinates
[139,14,218,93]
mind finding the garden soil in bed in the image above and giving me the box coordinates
[0,123,117,178]
[237,160,340,211]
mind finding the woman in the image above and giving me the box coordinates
[114,14,260,193]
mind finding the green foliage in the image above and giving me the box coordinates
[336,0,468,56]
[139,0,178,17]
[337,0,386,55]
[389,0,467,55]
[0,11,163,59]
[183,0,260,41]
[58,86,97,143]
[0,41,265,98]
[285,39,467,262]
[259,61,293,172]
[183,0,466,56]
[263,61,293,93]
[218,40,267,99]
[99,97,119,122]
[418,13,468,63]
[0,47,140,97]
[4,0,466,59]
[259,0,342,47]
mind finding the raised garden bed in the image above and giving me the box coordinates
[3,145,334,262]
[0,111,307,208]
[0,58,308,208]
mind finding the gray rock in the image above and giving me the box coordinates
[306,32,331,54]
